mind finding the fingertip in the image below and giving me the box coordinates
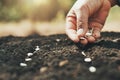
[80,38,88,45]
[66,29,79,43]
[86,36,96,43]
[93,30,101,39]
[68,36,80,43]
[70,34,80,43]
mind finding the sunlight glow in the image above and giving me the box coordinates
[33,0,49,6]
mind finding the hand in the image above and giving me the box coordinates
[66,0,116,45]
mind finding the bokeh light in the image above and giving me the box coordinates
[0,0,119,37]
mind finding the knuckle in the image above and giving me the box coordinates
[75,5,86,11]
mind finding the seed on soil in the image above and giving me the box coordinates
[25,58,32,61]
[27,53,33,57]
[20,63,27,67]
[84,58,92,62]
[35,46,40,51]
[89,66,96,73]
[112,38,120,42]
[56,39,61,42]
[81,51,86,56]
[77,29,83,35]
[59,60,69,67]
[40,67,48,73]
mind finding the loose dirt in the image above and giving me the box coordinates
[0,32,120,80]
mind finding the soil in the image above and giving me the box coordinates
[0,32,120,80]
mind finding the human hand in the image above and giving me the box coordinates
[66,0,116,45]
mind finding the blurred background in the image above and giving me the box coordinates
[0,0,120,37]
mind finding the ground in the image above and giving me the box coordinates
[0,32,120,80]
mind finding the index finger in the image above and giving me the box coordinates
[65,10,79,43]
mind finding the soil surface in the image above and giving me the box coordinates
[0,32,120,80]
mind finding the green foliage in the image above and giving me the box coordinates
[0,0,76,22]
[0,7,23,21]
[0,0,119,22]
[0,0,23,21]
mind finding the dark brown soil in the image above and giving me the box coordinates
[0,32,120,80]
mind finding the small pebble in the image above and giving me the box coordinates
[27,53,33,57]
[56,39,61,42]
[25,58,32,61]
[40,67,48,73]
[84,58,92,62]
[35,46,40,51]
[81,51,86,56]
[89,66,96,73]
[20,63,27,67]
[59,60,69,67]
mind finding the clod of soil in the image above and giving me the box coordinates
[0,32,120,80]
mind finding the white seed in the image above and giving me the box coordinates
[86,32,92,36]
[89,66,96,72]
[20,63,27,67]
[40,67,48,73]
[56,39,61,42]
[35,46,40,51]
[59,60,69,67]
[84,58,92,62]
[81,51,86,56]
[35,48,40,51]
[25,58,32,61]
[112,38,120,42]
[77,29,85,40]
[77,29,83,35]
[112,40,117,42]
[80,37,85,40]
[27,53,33,57]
